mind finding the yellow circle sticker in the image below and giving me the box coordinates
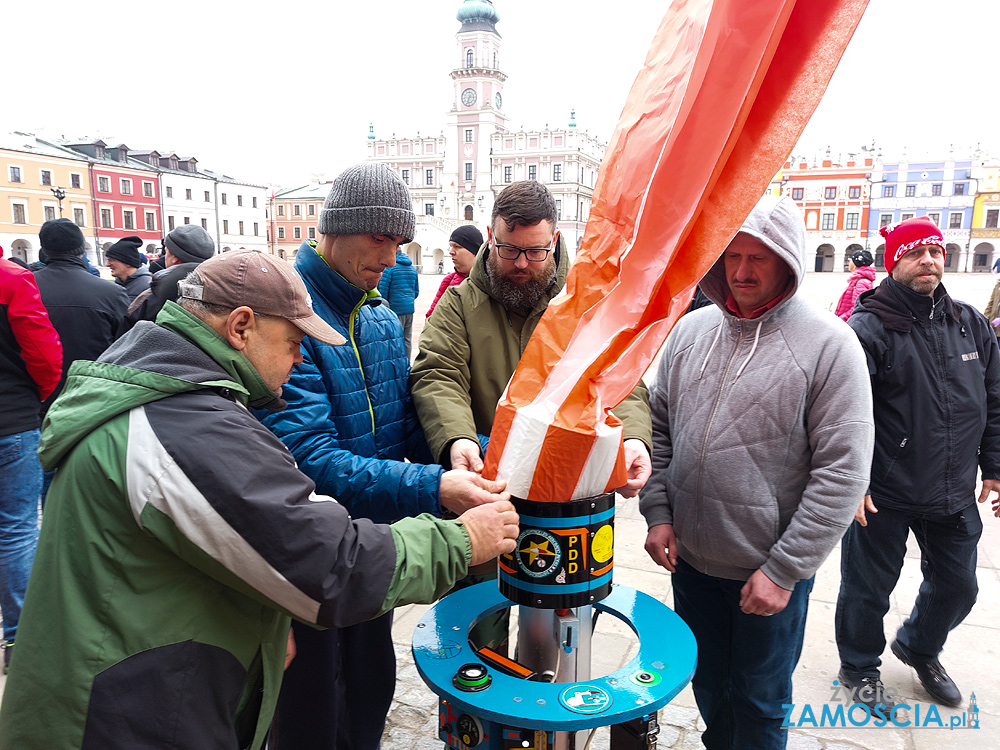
[592,525,614,563]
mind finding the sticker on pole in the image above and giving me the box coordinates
[559,684,613,714]
[516,530,561,578]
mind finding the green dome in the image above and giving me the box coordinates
[456,0,499,25]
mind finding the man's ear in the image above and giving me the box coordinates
[223,307,255,351]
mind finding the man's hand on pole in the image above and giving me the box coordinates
[439,470,508,515]
[461,500,520,566]
[450,438,484,473]
[617,439,652,498]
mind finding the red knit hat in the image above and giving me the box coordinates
[880,217,945,274]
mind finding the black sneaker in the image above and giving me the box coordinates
[838,669,896,713]
[2,640,11,675]
[891,640,961,707]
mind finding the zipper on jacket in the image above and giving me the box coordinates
[694,319,744,568]
[347,296,377,435]
[931,312,955,501]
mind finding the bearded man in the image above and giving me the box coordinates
[410,180,652,492]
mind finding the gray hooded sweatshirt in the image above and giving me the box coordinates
[639,195,874,589]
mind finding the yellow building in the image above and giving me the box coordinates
[0,134,91,263]
[971,165,1000,269]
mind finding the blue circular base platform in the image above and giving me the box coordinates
[412,582,697,731]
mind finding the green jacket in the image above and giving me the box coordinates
[0,302,471,750]
[410,235,652,467]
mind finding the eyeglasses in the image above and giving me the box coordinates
[490,232,557,262]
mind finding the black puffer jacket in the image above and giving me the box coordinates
[849,276,1000,515]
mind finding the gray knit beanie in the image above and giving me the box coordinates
[319,163,415,242]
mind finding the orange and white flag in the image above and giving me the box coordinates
[483,0,869,502]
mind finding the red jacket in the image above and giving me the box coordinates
[0,258,62,435]
[426,271,467,317]
[834,265,876,321]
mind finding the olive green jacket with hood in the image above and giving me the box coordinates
[639,195,874,589]
[0,302,472,750]
[410,234,651,467]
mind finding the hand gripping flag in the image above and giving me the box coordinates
[483,0,869,502]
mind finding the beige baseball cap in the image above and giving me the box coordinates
[181,250,346,346]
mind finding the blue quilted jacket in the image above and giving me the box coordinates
[377,253,420,315]
[259,241,442,523]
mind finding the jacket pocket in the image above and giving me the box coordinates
[877,436,909,483]
[0,434,25,468]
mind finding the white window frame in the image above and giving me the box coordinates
[72,204,87,227]
[143,181,154,197]
[42,202,57,222]
[98,176,111,193]
[70,172,83,190]
[123,209,135,230]
[145,211,156,231]
[821,213,835,230]
[39,169,53,186]
[120,178,133,195]
[100,206,113,228]
[8,165,23,183]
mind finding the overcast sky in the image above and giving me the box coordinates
[7,0,997,187]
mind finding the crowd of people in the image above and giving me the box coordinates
[0,168,998,750]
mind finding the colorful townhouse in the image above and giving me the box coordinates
[0,133,92,264]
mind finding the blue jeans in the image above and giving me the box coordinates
[0,430,42,642]
[835,502,981,676]
[672,558,813,750]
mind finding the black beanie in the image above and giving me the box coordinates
[106,236,144,268]
[165,225,215,264]
[850,249,874,268]
[450,225,484,255]
[39,218,85,257]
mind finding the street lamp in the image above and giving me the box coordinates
[51,187,67,218]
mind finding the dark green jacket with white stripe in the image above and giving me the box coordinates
[0,302,471,750]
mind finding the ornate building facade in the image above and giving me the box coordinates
[365,0,604,272]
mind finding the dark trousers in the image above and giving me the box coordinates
[271,612,395,750]
[672,558,813,750]
[835,502,981,677]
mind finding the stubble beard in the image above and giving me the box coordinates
[899,266,942,296]
[486,252,557,316]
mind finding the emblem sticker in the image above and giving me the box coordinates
[516,529,561,578]
[559,684,613,714]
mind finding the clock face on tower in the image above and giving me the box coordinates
[495,92,502,110]
[462,88,477,107]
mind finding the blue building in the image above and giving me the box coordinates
[866,160,976,272]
